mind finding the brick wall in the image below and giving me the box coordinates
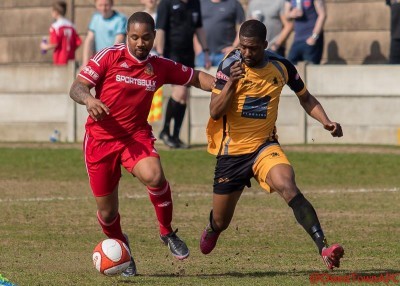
[0,0,391,65]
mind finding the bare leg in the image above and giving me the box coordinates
[266,164,327,253]
[200,190,242,254]
[211,191,243,232]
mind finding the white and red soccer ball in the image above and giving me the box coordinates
[92,238,131,276]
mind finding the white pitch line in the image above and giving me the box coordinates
[0,188,398,204]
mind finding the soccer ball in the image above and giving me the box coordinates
[92,238,131,276]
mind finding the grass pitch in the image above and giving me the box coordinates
[0,144,399,285]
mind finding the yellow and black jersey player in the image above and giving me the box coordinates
[201,19,345,270]
[207,48,306,156]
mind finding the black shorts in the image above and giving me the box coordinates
[213,140,284,195]
[166,50,195,68]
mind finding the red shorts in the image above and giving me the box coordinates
[83,128,160,197]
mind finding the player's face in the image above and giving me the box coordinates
[127,22,156,60]
[238,36,267,67]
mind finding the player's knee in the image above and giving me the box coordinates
[139,169,164,187]
[98,209,118,224]
[275,182,299,203]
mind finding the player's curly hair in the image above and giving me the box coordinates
[239,19,267,42]
[127,11,155,31]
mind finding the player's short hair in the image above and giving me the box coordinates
[52,1,67,16]
[239,20,267,42]
[127,11,155,31]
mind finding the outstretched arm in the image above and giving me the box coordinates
[69,77,110,121]
[188,70,215,92]
[298,90,343,137]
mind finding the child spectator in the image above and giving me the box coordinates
[40,1,82,65]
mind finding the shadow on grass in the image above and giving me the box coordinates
[117,268,400,280]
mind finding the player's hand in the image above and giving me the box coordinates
[85,97,110,121]
[324,122,343,137]
[229,61,245,83]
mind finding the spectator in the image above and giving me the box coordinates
[142,0,158,20]
[194,0,245,67]
[387,0,400,64]
[247,0,293,57]
[81,0,127,67]
[285,0,327,65]
[156,0,211,149]
[142,0,159,54]
[40,1,81,65]
[69,12,215,276]
[199,19,344,270]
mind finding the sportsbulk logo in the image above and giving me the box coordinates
[0,274,17,286]
[83,66,99,80]
[116,75,156,91]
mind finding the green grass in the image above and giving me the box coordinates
[0,145,399,285]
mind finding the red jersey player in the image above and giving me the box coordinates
[40,1,81,65]
[69,12,214,277]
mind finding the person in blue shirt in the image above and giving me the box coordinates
[284,0,327,65]
[82,0,127,67]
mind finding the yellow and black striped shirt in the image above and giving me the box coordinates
[207,49,307,156]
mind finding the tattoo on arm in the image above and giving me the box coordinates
[70,81,92,105]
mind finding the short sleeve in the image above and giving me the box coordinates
[162,58,194,86]
[280,58,306,95]
[78,48,112,86]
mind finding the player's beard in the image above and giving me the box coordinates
[129,46,148,60]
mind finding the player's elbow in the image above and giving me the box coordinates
[210,108,222,120]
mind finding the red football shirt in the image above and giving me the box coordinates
[78,44,194,140]
[49,18,81,65]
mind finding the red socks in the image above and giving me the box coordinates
[97,181,173,243]
[147,181,173,236]
[97,211,128,246]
